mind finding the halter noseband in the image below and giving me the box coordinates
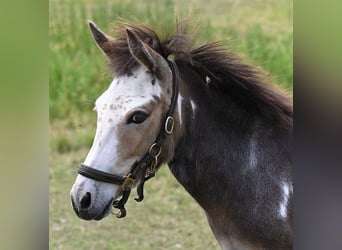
[78,59,179,218]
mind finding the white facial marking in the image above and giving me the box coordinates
[279,182,293,219]
[84,66,162,174]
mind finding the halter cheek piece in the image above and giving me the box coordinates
[78,59,179,218]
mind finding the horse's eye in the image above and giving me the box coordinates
[127,111,149,124]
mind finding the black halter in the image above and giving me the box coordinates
[78,59,179,218]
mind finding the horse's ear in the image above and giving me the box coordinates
[88,21,116,57]
[126,28,170,81]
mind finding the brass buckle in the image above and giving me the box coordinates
[121,173,135,190]
[165,116,174,134]
[149,156,158,174]
[148,143,161,175]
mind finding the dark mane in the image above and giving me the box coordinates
[108,20,292,128]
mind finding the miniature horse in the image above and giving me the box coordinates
[70,20,292,249]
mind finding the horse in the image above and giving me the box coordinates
[70,20,293,250]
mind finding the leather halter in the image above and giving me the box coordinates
[78,59,179,218]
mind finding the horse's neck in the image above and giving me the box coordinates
[167,69,292,250]
[168,83,291,249]
[170,76,290,199]
[169,79,248,203]
[169,84,256,247]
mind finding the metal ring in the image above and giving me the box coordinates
[165,116,174,134]
[149,143,161,157]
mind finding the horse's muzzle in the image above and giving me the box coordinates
[71,193,114,220]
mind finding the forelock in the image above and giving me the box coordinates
[104,19,194,76]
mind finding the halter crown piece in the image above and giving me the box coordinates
[78,59,179,218]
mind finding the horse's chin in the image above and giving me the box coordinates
[93,198,114,220]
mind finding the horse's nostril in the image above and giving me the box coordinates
[80,192,91,209]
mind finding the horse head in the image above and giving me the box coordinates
[70,21,179,220]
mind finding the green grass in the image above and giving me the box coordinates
[50,0,292,249]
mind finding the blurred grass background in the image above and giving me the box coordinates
[49,0,292,249]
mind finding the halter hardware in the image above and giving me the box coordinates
[120,173,136,191]
[148,142,161,157]
[148,143,161,174]
[165,116,175,134]
[77,59,179,218]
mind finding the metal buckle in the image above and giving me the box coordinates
[120,173,135,190]
[148,143,161,175]
[149,156,158,174]
[165,116,174,134]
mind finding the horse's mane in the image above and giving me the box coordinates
[108,20,292,128]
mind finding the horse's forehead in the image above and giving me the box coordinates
[95,67,162,114]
